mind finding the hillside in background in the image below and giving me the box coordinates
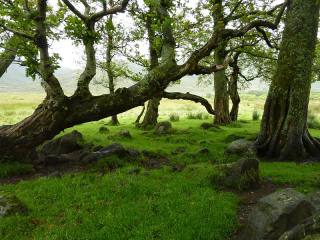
[1,64,319,95]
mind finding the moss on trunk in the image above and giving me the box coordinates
[257,0,320,161]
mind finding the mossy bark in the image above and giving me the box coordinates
[213,1,231,125]
[256,0,320,161]
[141,97,161,128]
[229,53,241,122]
[214,44,231,125]
[106,14,119,126]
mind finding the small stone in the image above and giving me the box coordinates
[225,139,255,155]
[118,130,132,139]
[154,121,172,135]
[200,122,213,130]
[198,148,210,154]
[99,126,109,134]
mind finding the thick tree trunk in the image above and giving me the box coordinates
[256,0,320,161]
[214,48,231,125]
[213,1,231,125]
[141,97,161,128]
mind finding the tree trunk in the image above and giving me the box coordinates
[229,75,240,121]
[141,97,161,128]
[256,0,320,161]
[214,45,231,125]
[229,53,241,122]
[213,1,231,125]
[105,14,120,126]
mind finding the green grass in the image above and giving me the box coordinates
[2,93,320,239]
[261,162,320,193]
[0,164,238,240]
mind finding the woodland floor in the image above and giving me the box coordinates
[1,93,320,239]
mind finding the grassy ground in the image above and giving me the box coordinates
[1,93,320,239]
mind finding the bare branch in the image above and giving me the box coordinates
[90,0,129,22]
[62,0,86,21]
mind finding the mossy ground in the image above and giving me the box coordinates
[1,93,320,239]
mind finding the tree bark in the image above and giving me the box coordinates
[256,0,320,161]
[229,75,240,121]
[141,10,162,128]
[214,44,231,124]
[106,14,119,126]
[229,53,241,121]
[141,97,161,128]
[213,1,231,125]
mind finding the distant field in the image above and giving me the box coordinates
[2,92,320,126]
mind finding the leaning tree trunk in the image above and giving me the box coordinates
[141,97,161,128]
[256,0,320,161]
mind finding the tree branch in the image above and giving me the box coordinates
[162,92,215,115]
[90,0,129,22]
[61,0,86,21]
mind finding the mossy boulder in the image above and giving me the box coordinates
[241,189,315,240]
[99,126,109,134]
[154,121,172,135]
[215,158,260,190]
[40,130,84,155]
[118,130,132,139]
[0,192,27,217]
[225,139,255,156]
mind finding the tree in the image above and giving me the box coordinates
[0,0,287,162]
[256,0,320,161]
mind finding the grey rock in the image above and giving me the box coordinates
[219,158,260,190]
[309,192,320,212]
[225,139,255,155]
[39,130,84,155]
[155,121,172,134]
[118,130,132,139]
[240,188,315,240]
